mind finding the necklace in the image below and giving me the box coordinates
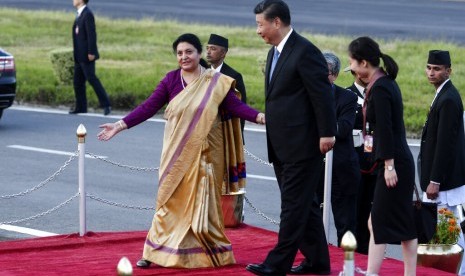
[181,66,204,90]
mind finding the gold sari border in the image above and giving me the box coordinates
[145,239,233,255]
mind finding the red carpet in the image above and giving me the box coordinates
[0,224,454,275]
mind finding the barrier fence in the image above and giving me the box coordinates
[1,124,356,275]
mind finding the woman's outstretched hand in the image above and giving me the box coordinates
[97,120,127,141]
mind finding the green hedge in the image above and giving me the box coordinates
[49,48,74,85]
[2,8,465,136]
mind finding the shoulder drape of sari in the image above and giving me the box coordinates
[156,69,245,209]
[220,89,246,194]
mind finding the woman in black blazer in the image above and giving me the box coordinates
[347,37,417,276]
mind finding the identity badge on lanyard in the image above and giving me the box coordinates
[364,122,373,153]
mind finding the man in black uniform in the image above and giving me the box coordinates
[317,52,359,247]
[206,34,247,134]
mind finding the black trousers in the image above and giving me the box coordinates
[264,156,330,272]
[354,146,377,254]
[73,61,110,111]
[316,157,360,247]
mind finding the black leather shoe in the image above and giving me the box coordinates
[246,263,284,275]
[289,263,330,275]
[69,109,87,114]
[103,106,111,116]
[136,259,151,268]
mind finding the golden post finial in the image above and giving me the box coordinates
[76,124,87,143]
[116,257,133,276]
[341,230,357,260]
[340,231,357,275]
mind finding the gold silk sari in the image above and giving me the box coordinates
[142,69,244,268]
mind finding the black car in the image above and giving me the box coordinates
[0,48,16,120]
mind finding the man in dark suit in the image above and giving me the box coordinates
[316,51,359,247]
[71,0,111,115]
[206,33,247,134]
[419,50,465,274]
[246,1,336,275]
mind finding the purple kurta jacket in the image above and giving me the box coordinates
[122,69,259,128]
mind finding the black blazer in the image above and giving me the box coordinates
[73,6,99,63]
[347,83,377,173]
[333,85,358,164]
[220,62,246,104]
[419,80,465,191]
[264,31,336,163]
[366,76,410,162]
[347,83,364,131]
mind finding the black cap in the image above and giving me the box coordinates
[208,34,228,49]
[427,50,451,66]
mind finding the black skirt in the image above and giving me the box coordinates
[371,154,417,244]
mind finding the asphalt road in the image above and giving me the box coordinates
[1,0,465,44]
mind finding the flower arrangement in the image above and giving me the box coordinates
[429,207,462,245]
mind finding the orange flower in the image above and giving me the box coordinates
[444,210,454,216]
[428,208,461,245]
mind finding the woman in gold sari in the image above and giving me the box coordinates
[97,33,265,269]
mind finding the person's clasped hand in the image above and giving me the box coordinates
[319,136,335,154]
[256,113,266,125]
[426,181,440,200]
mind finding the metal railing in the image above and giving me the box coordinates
[0,124,284,229]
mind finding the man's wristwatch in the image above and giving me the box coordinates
[386,165,394,171]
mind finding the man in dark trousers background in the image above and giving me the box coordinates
[246,1,336,275]
[206,33,247,134]
[71,0,111,115]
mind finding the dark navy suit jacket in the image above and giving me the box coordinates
[73,6,99,63]
[333,85,358,164]
[332,84,359,195]
[264,31,336,163]
[419,80,465,191]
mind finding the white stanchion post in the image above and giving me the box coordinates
[322,149,333,242]
[340,231,357,276]
[77,124,87,236]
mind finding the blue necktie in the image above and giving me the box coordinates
[269,48,280,82]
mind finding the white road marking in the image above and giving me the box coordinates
[7,145,107,159]
[247,174,276,181]
[0,224,58,237]
[10,105,266,132]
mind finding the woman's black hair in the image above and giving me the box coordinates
[172,33,203,54]
[348,36,398,79]
[172,33,208,67]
